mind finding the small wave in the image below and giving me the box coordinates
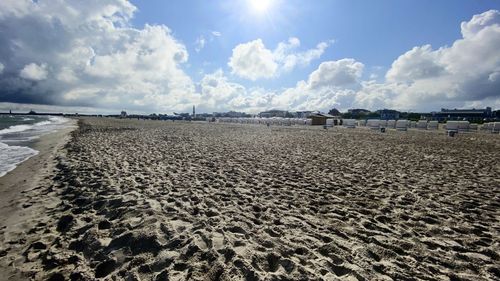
[0,116,70,136]
[22,117,35,121]
[0,124,34,135]
[0,142,39,177]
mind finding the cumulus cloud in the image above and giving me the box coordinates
[228,37,332,80]
[461,9,500,39]
[385,45,445,83]
[20,63,48,81]
[271,10,500,112]
[274,38,332,72]
[223,10,500,113]
[308,59,364,89]
[228,39,278,81]
[0,0,198,112]
[0,3,499,114]
[380,9,500,110]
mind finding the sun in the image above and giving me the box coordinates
[249,0,272,13]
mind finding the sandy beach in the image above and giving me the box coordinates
[0,118,499,280]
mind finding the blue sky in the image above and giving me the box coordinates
[0,0,499,114]
[131,0,500,87]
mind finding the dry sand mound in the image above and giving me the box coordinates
[1,118,499,280]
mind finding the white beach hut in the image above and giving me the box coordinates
[396,120,409,131]
[343,119,356,128]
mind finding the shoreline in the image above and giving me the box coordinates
[0,119,76,280]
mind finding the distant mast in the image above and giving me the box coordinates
[193,105,196,118]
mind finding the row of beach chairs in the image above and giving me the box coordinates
[209,117,499,134]
[212,117,312,126]
[350,119,499,133]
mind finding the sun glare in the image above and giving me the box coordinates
[249,0,272,13]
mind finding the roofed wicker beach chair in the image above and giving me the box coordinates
[427,121,438,130]
[387,120,396,129]
[366,119,380,130]
[396,120,409,131]
[493,122,500,134]
[445,121,460,136]
[417,120,428,129]
[379,120,388,128]
[458,121,470,132]
[343,119,356,128]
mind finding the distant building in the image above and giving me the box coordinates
[174,112,191,119]
[259,110,288,118]
[213,111,250,118]
[192,105,196,118]
[294,111,314,118]
[28,110,37,115]
[430,107,493,122]
[120,111,127,118]
[378,109,400,120]
[347,109,371,119]
[308,113,337,126]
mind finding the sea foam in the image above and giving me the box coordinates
[0,116,70,177]
[0,142,39,177]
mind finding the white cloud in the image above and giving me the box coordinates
[0,0,198,113]
[221,8,500,114]
[228,37,332,80]
[385,45,445,83]
[0,3,498,114]
[308,59,364,89]
[381,9,500,111]
[194,31,222,53]
[228,39,278,80]
[195,35,206,52]
[200,69,245,104]
[20,63,48,81]
[460,9,500,39]
[275,38,332,72]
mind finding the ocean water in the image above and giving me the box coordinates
[0,115,71,177]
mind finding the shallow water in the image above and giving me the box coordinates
[0,115,71,177]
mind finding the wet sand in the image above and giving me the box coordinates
[0,122,76,280]
[0,118,499,280]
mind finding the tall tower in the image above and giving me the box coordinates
[193,105,196,118]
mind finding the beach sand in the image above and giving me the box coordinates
[0,118,499,280]
[0,121,76,280]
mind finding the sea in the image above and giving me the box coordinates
[0,115,71,177]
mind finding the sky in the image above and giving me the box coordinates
[0,0,499,114]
